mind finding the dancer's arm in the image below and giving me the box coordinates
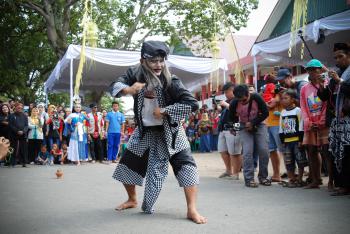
[162,76,198,123]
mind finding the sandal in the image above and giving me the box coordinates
[259,178,272,186]
[296,180,307,187]
[280,180,297,188]
[245,181,259,188]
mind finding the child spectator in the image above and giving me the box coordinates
[61,143,68,165]
[36,145,53,165]
[51,143,63,164]
[279,90,308,187]
[198,113,212,153]
[300,59,328,189]
[186,121,198,152]
[262,74,277,103]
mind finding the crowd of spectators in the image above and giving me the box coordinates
[0,101,135,167]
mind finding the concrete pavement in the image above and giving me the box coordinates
[0,152,349,234]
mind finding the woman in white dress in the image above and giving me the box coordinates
[65,101,89,165]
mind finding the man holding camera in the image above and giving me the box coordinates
[228,84,270,187]
[217,82,242,180]
[276,68,307,101]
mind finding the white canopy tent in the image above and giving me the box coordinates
[251,9,350,90]
[44,44,228,108]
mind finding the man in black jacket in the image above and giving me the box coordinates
[110,41,206,224]
[9,102,28,167]
[228,84,270,187]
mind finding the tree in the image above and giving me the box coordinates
[0,2,56,103]
[2,0,258,103]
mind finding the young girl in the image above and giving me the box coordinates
[279,90,308,187]
[300,59,328,189]
[50,143,63,164]
[198,113,212,153]
[65,99,89,166]
[61,143,68,165]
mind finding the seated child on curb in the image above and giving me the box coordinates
[279,89,308,187]
[36,145,53,165]
[61,143,68,165]
[51,143,63,164]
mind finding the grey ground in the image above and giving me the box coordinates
[1,152,349,234]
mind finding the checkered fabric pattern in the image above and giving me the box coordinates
[112,163,144,186]
[176,164,199,187]
[111,82,129,98]
[110,72,198,214]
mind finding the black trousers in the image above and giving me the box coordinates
[89,134,103,161]
[10,137,28,166]
[101,138,107,160]
[117,148,197,180]
[335,145,350,188]
[28,139,43,163]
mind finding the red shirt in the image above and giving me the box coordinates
[94,114,98,133]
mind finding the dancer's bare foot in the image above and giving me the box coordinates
[187,209,207,224]
[115,200,138,211]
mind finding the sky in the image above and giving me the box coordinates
[235,0,278,36]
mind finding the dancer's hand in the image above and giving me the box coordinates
[153,107,163,119]
[123,82,146,95]
[153,107,166,119]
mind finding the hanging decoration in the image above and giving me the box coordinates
[210,37,221,93]
[74,0,99,99]
[288,0,308,59]
[209,1,221,94]
[211,1,244,89]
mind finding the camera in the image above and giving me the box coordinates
[210,94,222,106]
[224,122,242,131]
[320,72,329,81]
[274,83,286,94]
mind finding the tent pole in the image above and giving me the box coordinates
[223,70,226,85]
[70,59,73,109]
[44,87,48,108]
[253,56,258,92]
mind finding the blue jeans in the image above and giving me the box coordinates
[200,134,211,152]
[210,134,218,151]
[268,126,282,152]
[239,124,269,183]
[107,133,121,161]
[48,137,60,151]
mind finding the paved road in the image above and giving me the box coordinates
[1,152,349,234]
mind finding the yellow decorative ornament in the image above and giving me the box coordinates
[74,0,98,97]
[288,0,308,59]
[210,37,221,93]
[86,21,99,47]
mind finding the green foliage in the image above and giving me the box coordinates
[48,92,70,108]
[0,2,56,103]
[1,0,258,103]
[100,93,124,113]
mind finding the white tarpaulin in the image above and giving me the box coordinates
[251,10,350,57]
[250,9,350,90]
[44,44,228,96]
